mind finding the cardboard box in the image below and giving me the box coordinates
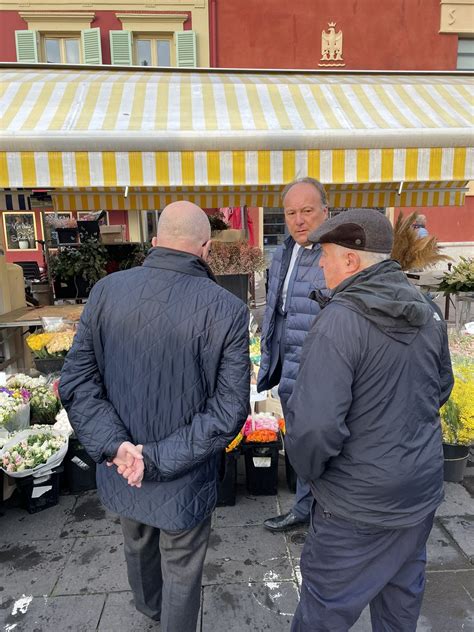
[100,225,126,244]
[255,395,283,418]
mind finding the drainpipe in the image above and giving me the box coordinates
[210,0,217,67]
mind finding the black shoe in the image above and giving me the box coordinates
[263,511,310,532]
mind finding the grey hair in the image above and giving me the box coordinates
[358,251,390,265]
[281,177,328,207]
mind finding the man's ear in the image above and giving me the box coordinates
[347,251,361,274]
[151,236,158,248]
[202,239,212,261]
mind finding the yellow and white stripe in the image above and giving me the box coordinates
[47,181,468,211]
[0,66,473,200]
[1,148,472,190]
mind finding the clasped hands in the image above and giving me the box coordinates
[107,441,144,488]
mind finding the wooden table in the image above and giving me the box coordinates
[0,305,84,328]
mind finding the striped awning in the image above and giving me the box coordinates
[1,65,473,206]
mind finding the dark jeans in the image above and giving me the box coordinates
[291,502,435,632]
[121,514,212,632]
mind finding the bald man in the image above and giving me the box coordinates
[60,201,250,632]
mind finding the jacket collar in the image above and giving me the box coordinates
[143,246,217,281]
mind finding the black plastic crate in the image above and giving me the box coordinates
[15,467,63,514]
[65,438,97,493]
[217,449,240,506]
[244,441,280,495]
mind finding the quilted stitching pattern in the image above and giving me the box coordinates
[60,249,250,530]
[258,237,327,404]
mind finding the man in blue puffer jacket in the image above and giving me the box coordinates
[257,178,328,532]
[59,201,250,632]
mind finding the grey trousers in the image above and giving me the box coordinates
[121,514,212,632]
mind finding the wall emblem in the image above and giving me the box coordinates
[319,22,345,67]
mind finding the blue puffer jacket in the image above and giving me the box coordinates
[257,236,327,404]
[59,247,250,531]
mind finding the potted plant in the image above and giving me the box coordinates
[26,330,76,374]
[440,358,474,482]
[49,238,108,299]
[15,222,35,249]
[438,257,474,331]
[207,240,266,303]
[45,214,78,244]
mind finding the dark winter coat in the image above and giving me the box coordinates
[59,247,250,531]
[257,236,327,404]
[286,260,454,528]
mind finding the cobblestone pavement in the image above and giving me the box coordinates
[1,460,473,632]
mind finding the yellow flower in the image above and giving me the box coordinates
[441,359,474,446]
[26,333,54,352]
[46,331,75,355]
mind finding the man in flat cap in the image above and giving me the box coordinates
[286,209,454,632]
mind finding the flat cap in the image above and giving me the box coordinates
[309,209,393,254]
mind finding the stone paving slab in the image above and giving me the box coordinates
[420,570,474,632]
[60,491,122,539]
[54,534,129,595]
[0,594,105,632]
[203,526,293,585]
[439,516,474,563]
[436,482,474,517]
[0,495,76,544]
[98,592,161,631]
[213,491,279,528]
[427,522,472,570]
[201,581,299,631]
[0,537,75,602]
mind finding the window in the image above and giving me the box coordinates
[457,38,474,70]
[135,36,171,67]
[43,35,81,64]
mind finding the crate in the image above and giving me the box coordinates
[65,438,97,493]
[217,449,240,506]
[15,467,63,514]
[100,225,126,244]
[243,441,280,495]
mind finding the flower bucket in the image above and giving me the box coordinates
[443,443,469,483]
[34,357,65,375]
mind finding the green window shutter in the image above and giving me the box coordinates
[81,28,102,65]
[15,30,38,63]
[176,31,197,67]
[109,30,132,66]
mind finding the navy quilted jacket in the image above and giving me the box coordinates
[257,236,327,404]
[59,247,250,531]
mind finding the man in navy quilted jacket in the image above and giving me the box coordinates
[257,178,328,532]
[59,201,250,632]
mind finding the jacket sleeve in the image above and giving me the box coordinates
[257,251,281,393]
[58,285,131,463]
[141,304,250,481]
[285,330,353,483]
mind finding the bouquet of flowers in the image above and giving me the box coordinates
[0,387,31,432]
[27,330,75,359]
[207,241,266,276]
[6,373,46,390]
[0,428,68,478]
[440,359,474,446]
[30,386,61,424]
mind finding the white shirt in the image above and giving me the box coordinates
[281,243,313,311]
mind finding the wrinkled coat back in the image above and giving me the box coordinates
[60,248,250,531]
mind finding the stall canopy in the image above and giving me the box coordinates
[0,64,473,209]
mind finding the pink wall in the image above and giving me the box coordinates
[216,0,458,70]
[396,197,474,243]
[0,12,27,61]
